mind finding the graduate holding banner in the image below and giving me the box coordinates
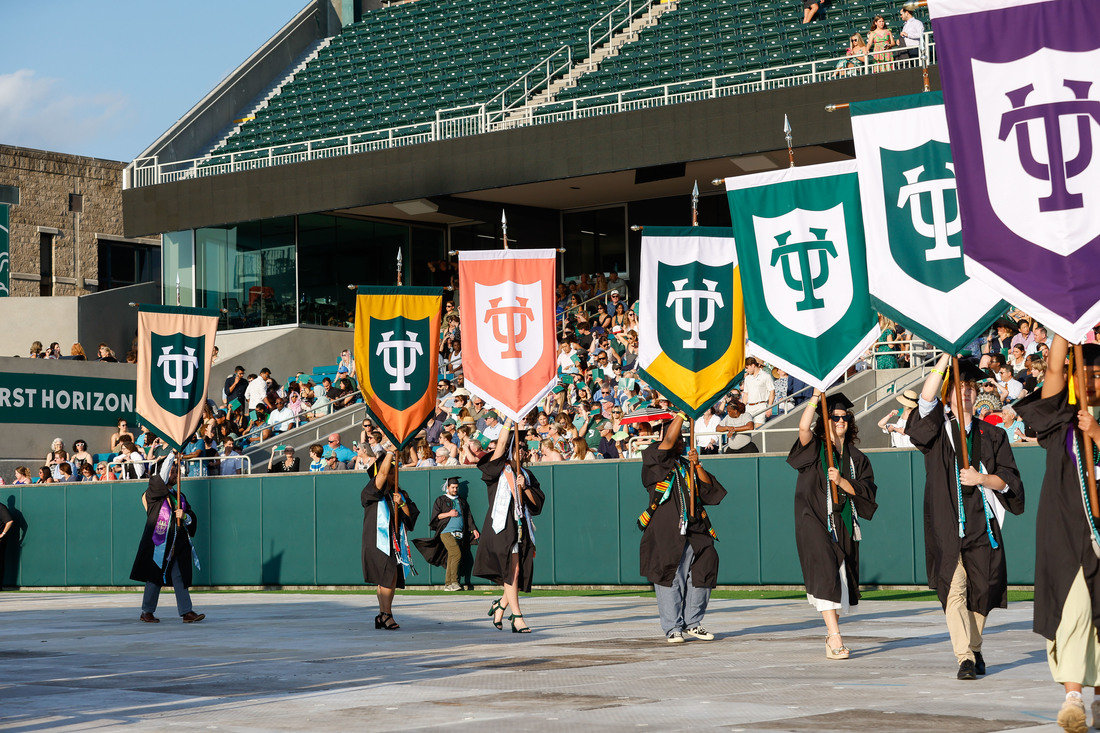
[459,246,555,633]
[353,286,441,630]
[725,161,881,658]
[931,0,1100,720]
[635,226,736,643]
[131,304,219,624]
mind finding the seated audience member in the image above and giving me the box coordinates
[96,343,118,362]
[110,419,134,454]
[323,453,344,472]
[995,365,1024,403]
[78,463,97,481]
[322,433,356,466]
[803,0,820,24]
[38,466,55,484]
[70,343,87,360]
[29,341,45,358]
[308,444,325,472]
[57,462,76,482]
[268,397,296,434]
[269,445,300,473]
[12,466,32,485]
[70,439,93,470]
[44,437,65,466]
[220,439,244,475]
[116,442,147,479]
[95,462,112,482]
[47,449,73,482]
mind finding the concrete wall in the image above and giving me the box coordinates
[0,444,1044,588]
[3,296,80,357]
[207,325,356,397]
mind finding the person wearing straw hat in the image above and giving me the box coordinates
[789,391,878,660]
[878,389,918,448]
[639,413,728,643]
[129,453,205,624]
[1015,336,1100,732]
[907,353,1025,680]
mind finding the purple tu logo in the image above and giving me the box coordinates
[998,80,1100,212]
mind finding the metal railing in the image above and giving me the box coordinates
[125,36,936,188]
[588,0,656,57]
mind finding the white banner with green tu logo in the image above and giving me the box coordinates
[851,92,1007,353]
[725,161,879,390]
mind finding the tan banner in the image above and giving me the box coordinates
[136,305,220,451]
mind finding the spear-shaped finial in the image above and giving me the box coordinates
[501,209,509,250]
[784,115,794,168]
[396,248,403,286]
[691,180,699,227]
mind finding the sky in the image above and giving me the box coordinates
[0,0,309,162]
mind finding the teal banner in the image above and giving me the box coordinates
[0,371,136,426]
[0,204,9,296]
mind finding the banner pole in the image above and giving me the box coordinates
[951,357,969,470]
[177,457,183,527]
[820,400,839,505]
[1073,344,1099,518]
[687,416,696,518]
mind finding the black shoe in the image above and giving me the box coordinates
[973,651,986,675]
[957,659,977,680]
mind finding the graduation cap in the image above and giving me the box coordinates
[952,356,989,384]
[822,392,855,413]
[1082,344,1100,367]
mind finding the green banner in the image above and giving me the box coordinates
[0,371,137,426]
[0,204,9,297]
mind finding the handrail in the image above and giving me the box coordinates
[487,45,573,123]
[125,36,936,188]
[588,0,654,58]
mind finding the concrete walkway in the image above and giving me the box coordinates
[0,591,1077,732]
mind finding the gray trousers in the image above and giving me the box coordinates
[142,561,193,616]
[654,542,711,636]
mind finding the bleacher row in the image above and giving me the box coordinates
[210,0,924,161]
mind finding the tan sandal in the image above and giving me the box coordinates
[825,631,850,660]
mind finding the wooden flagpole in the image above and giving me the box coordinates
[687,417,696,519]
[499,212,523,510]
[177,454,183,527]
[951,356,969,470]
[820,399,839,506]
[1073,344,1099,518]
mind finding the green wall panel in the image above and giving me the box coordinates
[1,489,25,586]
[4,446,1051,589]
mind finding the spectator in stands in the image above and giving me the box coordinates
[352,443,376,471]
[868,15,895,69]
[998,406,1025,444]
[879,389,916,448]
[434,445,458,467]
[876,315,900,368]
[338,349,356,381]
[610,300,629,337]
[110,419,134,454]
[269,445,300,473]
[95,462,112,482]
[695,406,721,455]
[224,366,248,408]
[70,439,93,471]
[332,373,358,410]
[803,0,820,24]
[220,439,244,476]
[117,441,148,479]
[79,463,96,481]
[840,33,868,74]
[97,343,118,362]
[12,466,32,485]
[1008,344,1028,377]
[897,6,924,60]
[987,319,1014,359]
[38,466,55,484]
[323,432,355,466]
[268,397,297,434]
[742,357,776,423]
[461,437,484,465]
[1011,319,1035,351]
[572,437,595,461]
[46,448,73,482]
[607,272,627,301]
[70,343,87,361]
[308,444,325,472]
[57,462,76,482]
[29,341,45,358]
[719,400,758,454]
[44,437,64,467]
[244,371,267,410]
[995,365,1024,403]
[44,342,61,359]
[324,453,344,472]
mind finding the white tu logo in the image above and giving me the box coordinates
[896,164,961,262]
[665,278,724,349]
[376,331,422,391]
[157,346,199,399]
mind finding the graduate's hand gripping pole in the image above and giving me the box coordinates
[951,356,970,470]
[820,398,840,506]
[1073,344,1100,518]
[687,416,697,519]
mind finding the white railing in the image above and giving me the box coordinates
[588,0,655,57]
[126,37,935,188]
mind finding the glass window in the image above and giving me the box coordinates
[297,214,409,328]
[162,230,194,306]
[561,206,626,284]
[98,240,161,292]
[195,217,296,330]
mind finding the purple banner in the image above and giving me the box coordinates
[931,0,1100,342]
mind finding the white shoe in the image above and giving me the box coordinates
[443,583,460,592]
[1058,696,1086,733]
[666,631,685,643]
[684,625,714,641]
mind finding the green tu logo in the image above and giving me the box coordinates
[151,332,206,417]
[771,228,836,311]
[881,141,965,292]
[370,316,430,410]
[656,262,733,372]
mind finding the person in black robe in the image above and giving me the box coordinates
[361,449,420,630]
[907,352,1025,680]
[413,476,480,590]
[473,420,545,633]
[1015,336,1100,732]
[639,412,727,643]
[129,454,205,623]
[788,390,878,660]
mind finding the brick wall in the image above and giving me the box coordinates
[0,145,127,297]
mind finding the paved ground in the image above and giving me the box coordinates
[0,591,1084,732]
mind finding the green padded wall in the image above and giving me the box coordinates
[1,446,1044,588]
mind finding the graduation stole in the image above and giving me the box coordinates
[377,492,418,577]
[818,442,859,544]
[152,494,200,581]
[492,465,537,547]
[947,418,998,548]
[1066,429,1100,559]
[637,460,717,540]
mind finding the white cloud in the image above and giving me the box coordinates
[0,69,128,158]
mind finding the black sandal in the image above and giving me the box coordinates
[375,612,400,630]
[510,613,531,634]
[488,599,505,630]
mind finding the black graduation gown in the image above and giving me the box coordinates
[1015,387,1100,641]
[787,436,878,605]
[907,400,1025,614]
[129,476,198,587]
[472,454,545,592]
[413,494,479,568]
[639,443,728,588]
[361,473,420,588]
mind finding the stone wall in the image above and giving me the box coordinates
[0,145,127,297]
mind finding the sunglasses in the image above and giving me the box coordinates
[829,415,850,423]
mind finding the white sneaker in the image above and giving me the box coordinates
[1058,696,1086,733]
[443,583,460,592]
[684,625,715,641]
[666,631,685,643]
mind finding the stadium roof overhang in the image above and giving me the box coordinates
[123,68,935,238]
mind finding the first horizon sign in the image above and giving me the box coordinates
[0,371,137,426]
